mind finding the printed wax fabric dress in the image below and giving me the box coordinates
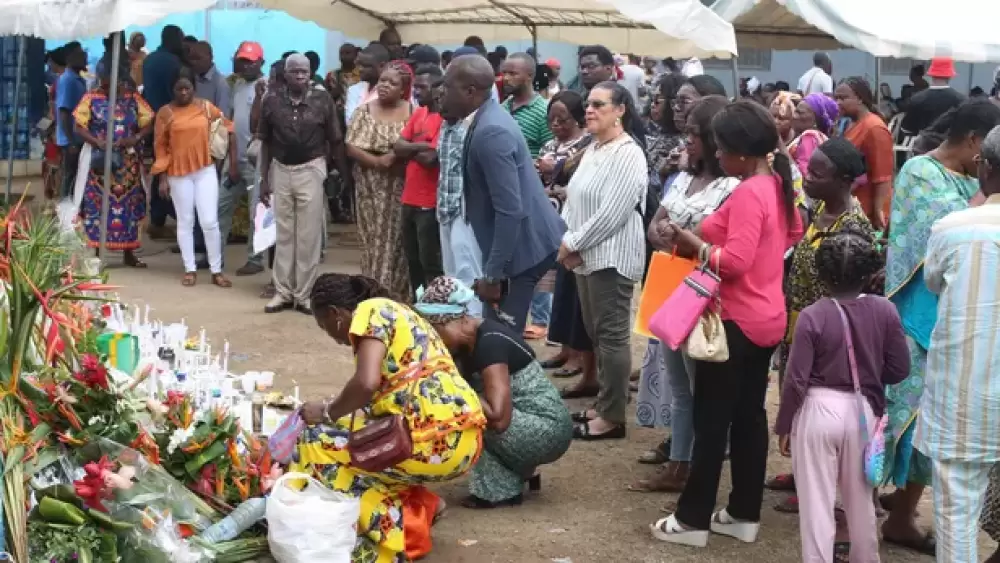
[73,88,153,249]
[292,298,486,563]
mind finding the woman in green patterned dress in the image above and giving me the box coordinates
[415,276,573,508]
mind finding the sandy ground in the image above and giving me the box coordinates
[103,222,989,563]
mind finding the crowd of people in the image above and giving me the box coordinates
[39,24,1000,562]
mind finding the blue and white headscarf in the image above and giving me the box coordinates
[413,277,477,324]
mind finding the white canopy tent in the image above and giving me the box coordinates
[709,0,1000,62]
[254,0,739,60]
[0,0,216,262]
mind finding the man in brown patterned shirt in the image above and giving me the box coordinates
[258,53,347,315]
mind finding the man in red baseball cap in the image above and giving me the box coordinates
[901,56,965,134]
[223,40,269,277]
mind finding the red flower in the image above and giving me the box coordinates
[73,354,110,390]
[74,456,115,511]
[165,390,187,407]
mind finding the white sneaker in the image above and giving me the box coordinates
[709,508,759,543]
[650,514,708,547]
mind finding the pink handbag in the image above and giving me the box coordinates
[648,250,721,351]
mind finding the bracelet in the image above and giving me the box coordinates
[321,398,334,425]
[698,243,712,263]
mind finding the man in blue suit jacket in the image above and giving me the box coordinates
[441,55,565,331]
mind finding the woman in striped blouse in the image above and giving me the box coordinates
[557,81,648,441]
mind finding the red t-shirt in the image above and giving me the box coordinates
[400,106,443,209]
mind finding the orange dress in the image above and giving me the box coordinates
[151,99,232,177]
[843,112,894,222]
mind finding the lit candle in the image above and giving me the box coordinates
[222,340,230,374]
[144,304,150,326]
[199,328,206,352]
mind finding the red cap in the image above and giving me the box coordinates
[235,41,264,62]
[927,57,956,79]
[545,57,560,69]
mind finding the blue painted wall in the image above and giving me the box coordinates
[46,8,998,98]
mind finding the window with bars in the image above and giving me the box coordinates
[702,48,773,71]
[880,57,926,75]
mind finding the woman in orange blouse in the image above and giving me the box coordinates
[152,69,237,288]
[835,77,894,231]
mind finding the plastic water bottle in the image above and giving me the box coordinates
[199,497,267,543]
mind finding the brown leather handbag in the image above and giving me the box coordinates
[347,363,424,472]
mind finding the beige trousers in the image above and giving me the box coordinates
[270,157,326,304]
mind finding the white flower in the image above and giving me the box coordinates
[166,426,195,455]
[88,416,103,426]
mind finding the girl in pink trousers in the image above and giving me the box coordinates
[775,229,910,562]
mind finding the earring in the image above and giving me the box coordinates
[615,117,622,127]
[740,156,746,162]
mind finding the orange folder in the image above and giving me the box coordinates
[634,251,699,338]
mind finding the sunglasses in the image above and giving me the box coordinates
[586,100,609,109]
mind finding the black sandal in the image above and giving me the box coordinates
[560,385,599,399]
[883,532,936,556]
[461,494,523,509]
[539,357,567,370]
[573,421,626,441]
[553,366,583,378]
[570,410,594,424]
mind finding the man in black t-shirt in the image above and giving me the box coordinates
[900,57,965,135]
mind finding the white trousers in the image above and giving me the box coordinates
[931,457,993,563]
[439,215,483,318]
[168,165,223,274]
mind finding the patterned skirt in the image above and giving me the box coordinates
[80,153,146,250]
[293,412,483,563]
[354,165,409,300]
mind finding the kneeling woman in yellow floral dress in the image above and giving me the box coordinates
[294,273,486,563]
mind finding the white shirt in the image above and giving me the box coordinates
[797,67,833,95]
[660,173,740,230]
[619,64,646,104]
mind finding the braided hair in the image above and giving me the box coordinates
[310,274,390,315]
[814,227,884,294]
[383,60,415,100]
[841,77,877,114]
[815,138,866,181]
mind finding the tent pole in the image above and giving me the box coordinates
[874,57,881,104]
[4,36,26,205]
[100,31,123,265]
[530,24,538,59]
[730,56,739,99]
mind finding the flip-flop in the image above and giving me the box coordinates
[773,495,799,513]
[539,357,567,370]
[560,385,599,399]
[765,473,796,492]
[573,421,626,441]
[553,366,583,378]
[638,440,670,464]
[883,532,936,556]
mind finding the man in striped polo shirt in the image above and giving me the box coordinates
[501,52,556,338]
[501,53,553,157]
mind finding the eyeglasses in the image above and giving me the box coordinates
[586,100,608,109]
[549,115,571,127]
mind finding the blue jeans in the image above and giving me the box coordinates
[440,217,483,318]
[663,342,696,462]
[529,291,552,327]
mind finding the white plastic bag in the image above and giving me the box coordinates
[267,472,360,563]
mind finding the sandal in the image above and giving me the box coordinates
[773,495,799,513]
[638,440,671,465]
[460,494,523,509]
[627,462,688,493]
[211,273,232,288]
[570,410,595,424]
[572,421,626,441]
[181,272,197,287]
[539,357,567,370]
[560,384,599,399]
[765,473,796,492]
[649,514,708,547]
[260,283,276,299]
[123,253,147,269]
[553,366,583,378]
[882,531,936,556]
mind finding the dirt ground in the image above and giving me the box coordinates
[107,224,989,563]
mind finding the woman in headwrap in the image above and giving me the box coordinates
[415,276,573,509]
[789,93,839,179]
[347,60,414,299]
[769,91,801,147]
